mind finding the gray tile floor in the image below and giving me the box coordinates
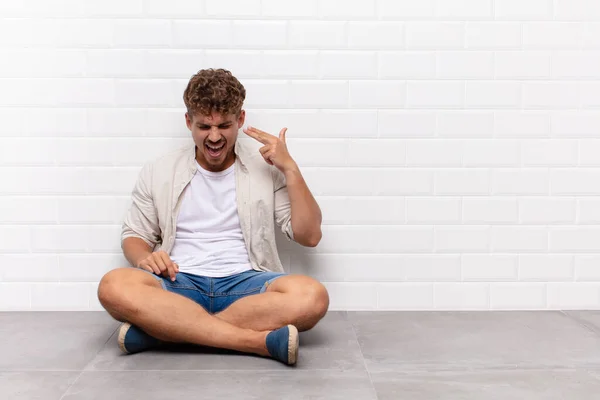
[2,311,600,399]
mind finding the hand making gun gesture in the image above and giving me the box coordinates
[243,126,298,173]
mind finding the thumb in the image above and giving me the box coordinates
[279,127,287,142]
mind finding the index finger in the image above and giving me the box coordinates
[244,126,275,144]
[159,252,177,281]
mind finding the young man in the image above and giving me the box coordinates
[97,69,328,366]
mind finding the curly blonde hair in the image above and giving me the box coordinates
[183,68,246,118]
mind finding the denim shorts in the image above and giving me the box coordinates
[145,269,287,314]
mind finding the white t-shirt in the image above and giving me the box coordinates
[169,161,253,277]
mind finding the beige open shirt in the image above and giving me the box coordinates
[121,139,294,273]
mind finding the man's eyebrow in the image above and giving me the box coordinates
[196,122,233,127]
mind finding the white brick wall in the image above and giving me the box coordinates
[1,0,600,311]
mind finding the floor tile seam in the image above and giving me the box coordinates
[0,369,84,373]
[348,321,380,400]
[367,364,600,374]
[81,325,119,372]
[77,368,369,373]
[52,319,117,397]
[18,366,594,375]
[58,370,84,400]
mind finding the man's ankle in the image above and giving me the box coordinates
[244,330,271,357]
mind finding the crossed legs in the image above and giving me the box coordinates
[214,274,330,332]
[97,268,329,358]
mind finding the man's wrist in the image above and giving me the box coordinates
[282,161,300,176]
[133,252,152,268]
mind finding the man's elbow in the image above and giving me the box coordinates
[303,229,322,248]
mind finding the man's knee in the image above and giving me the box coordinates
[98,268,127,311]
[97,267,156,316]
[309,282,330,317]
[297,280,330,330]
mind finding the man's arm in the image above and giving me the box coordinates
[282,166,322,247]
[122,237,153,268]
[121,162,179,280]
[244,125,322,247]
[121,162,161,260]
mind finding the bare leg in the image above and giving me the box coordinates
[215,275,329,332]
[98,268,270,357]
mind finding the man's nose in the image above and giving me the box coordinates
[208,128,221,141]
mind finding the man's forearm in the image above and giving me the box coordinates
[284,166,322,247]
[122,237,153,268]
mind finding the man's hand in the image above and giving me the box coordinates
[136,251,179,281]
[243,126,297,173]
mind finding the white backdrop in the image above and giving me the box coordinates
[1,0,600,311]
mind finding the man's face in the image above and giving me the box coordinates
[186,110,245,172]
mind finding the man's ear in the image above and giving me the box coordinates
[238,110,246,127]
[185,112,192,131]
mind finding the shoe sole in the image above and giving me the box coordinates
[117,322,131,354]
[287,325,299,365]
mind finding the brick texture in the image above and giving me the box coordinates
[1,0,598,310]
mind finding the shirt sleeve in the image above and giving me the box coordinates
[271,167,295,241]
[121,162,162,248]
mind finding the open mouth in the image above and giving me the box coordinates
[205,142,225,158]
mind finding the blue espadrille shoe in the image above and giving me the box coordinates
[265,324,299,365]
[117,322,162,354]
